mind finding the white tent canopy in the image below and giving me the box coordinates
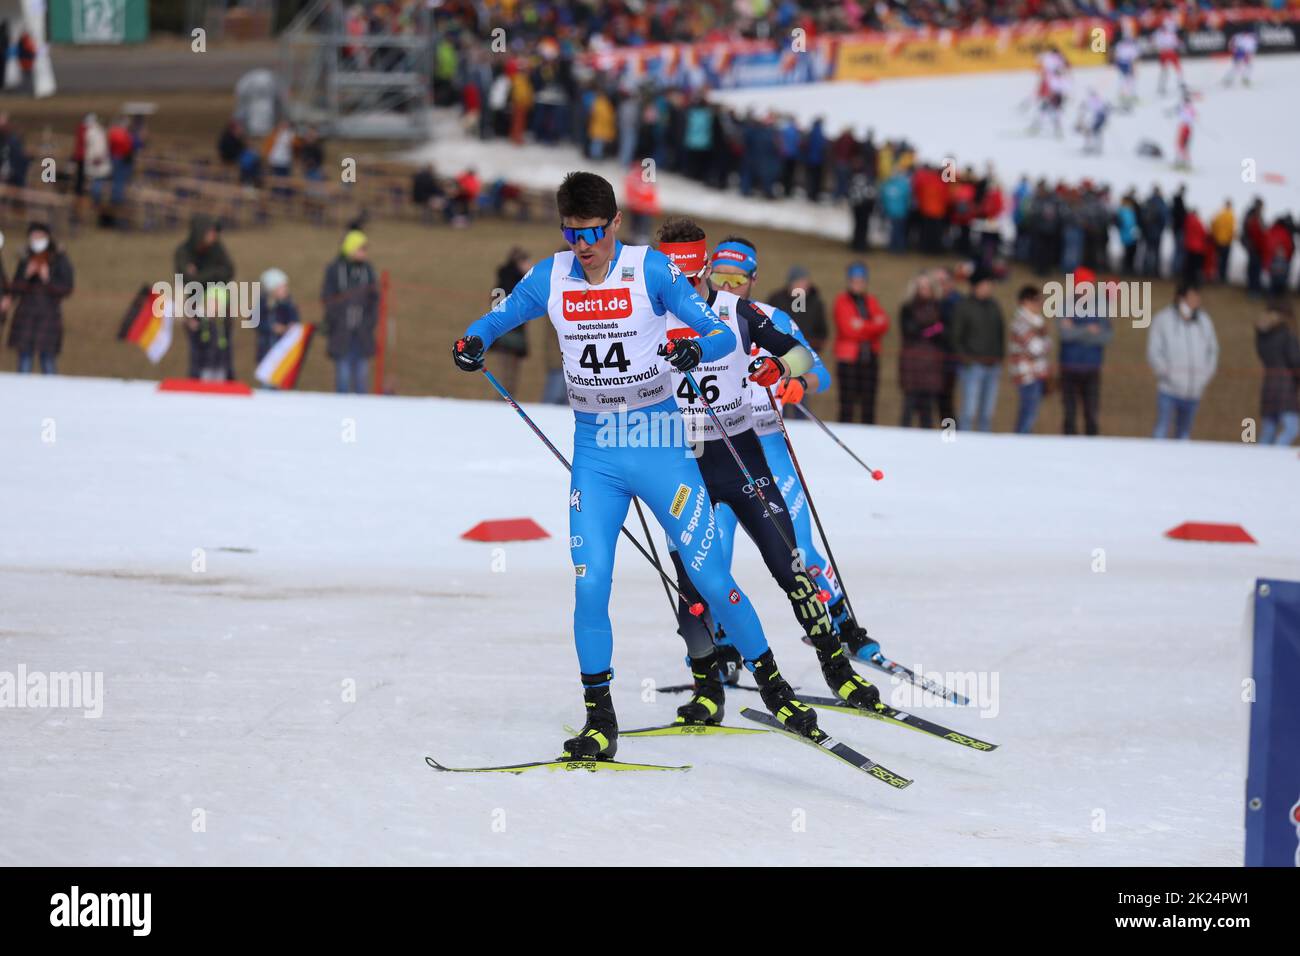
[1,0,56,97]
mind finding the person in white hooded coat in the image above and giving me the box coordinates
[1147,284,1219,439]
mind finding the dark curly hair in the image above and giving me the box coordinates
[654,216,705,244]
[556,171,617,221]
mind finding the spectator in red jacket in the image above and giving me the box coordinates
[461,80,482,135]
[105,116,138,208]
[450,167,481,227]
[1181,207,1208,288]
[623,162,661,245]
[948,173,977,254]
[71,114,89,197]
[833,260,891,423]
[1265,216,1295,297]
[912,164,949,253]
[975,178,1005,268]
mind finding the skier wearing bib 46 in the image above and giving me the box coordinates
[655,218,881,728]
[724,238,878,663]
[452,172,822,757]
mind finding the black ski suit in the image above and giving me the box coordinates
[668,295,833,658]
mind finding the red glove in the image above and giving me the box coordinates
[776,376,805,404]
[747,355,785,387]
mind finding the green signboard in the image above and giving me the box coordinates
[49,0,150,44]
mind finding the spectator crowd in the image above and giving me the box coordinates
[807,257,1296,444]
[427,1,1299,295]
[2,210,1295,445]
[504,236,1298,445]
[163,213,383,394]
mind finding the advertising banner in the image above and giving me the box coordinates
[581,11,1300,91]
[834,22,1108,82]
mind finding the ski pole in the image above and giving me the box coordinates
[793,401,884,480]
[768,385,860,622]
[480,368,702,615]
[633,496,679,615]
[679,366,801,563]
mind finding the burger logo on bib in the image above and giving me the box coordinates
[562,289,634,321]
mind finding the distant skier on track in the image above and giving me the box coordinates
[1078,88,1109,155]
[652,218,881,726]
[452,171,824,759]
[1173,87,1196,170]
[1224,28,1257,87]
[1154,16,1183,95]
[1112,27,1139,110]
[1029,45,1070,138]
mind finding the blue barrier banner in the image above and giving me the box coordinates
[586,38,836,91]
[720,49,835,89]
[1245,578,1300,867]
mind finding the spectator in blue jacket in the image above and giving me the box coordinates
[1057,266,1113,435]
[779,116,801,197]
[880,169,912,253]
[683,96,715,182]
[737,111,757,197]
[756,115,781,199]
[1116,193,1140,274]
[1140,186,1168,277]
[1010,175,1032,254]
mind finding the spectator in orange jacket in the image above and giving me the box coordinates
[509,65,534,145]
[623,162,660,245]
[833,260,891,423]
[1210,199,1235,284]
[912,164,949,253]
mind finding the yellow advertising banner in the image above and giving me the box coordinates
[834,24,1107,82]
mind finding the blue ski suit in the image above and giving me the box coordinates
[465,242,773,680]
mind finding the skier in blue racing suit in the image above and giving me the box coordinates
[452,171,824,757]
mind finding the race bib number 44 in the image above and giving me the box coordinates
[562,289,634,321]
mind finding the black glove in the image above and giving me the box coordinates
[452,335,485,372]
[658,338,702,373]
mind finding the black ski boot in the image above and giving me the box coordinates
[829,597,880,660]
[810,632,882,711]
[748,650,819,737]
[562,671,618,759]
[675,651,726,725]
[714,639,743,687]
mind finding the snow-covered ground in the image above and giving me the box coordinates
[2,373,1297,865]
[414,54,1299,263]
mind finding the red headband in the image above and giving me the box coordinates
[659,240,708,276]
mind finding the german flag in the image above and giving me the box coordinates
[254,323,314,390]
[117,285,174,364]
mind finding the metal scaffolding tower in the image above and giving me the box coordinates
[280,0,433,140]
